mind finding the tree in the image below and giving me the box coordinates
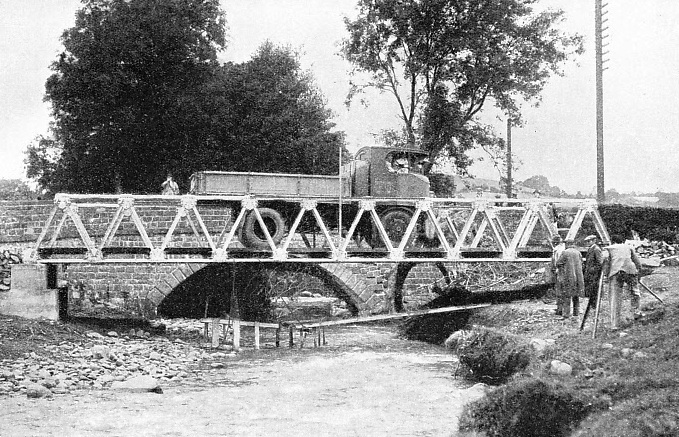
[521,175,551,195]
[40,0,226,193]
[203,42,347,175]
[341,0,583,174]
[24,135,61,194]
[0,179,40,201]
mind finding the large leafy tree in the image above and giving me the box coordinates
[202,42,347,175]
[41,0,226,193]
[341,0,583,174]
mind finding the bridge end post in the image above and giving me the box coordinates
[0,264,62,320]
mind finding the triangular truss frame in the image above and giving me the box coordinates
[28,194,611,264]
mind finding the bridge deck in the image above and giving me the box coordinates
[27,194,610,264]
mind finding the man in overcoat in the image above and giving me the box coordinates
[556,240,585,318]
[583,235,604,310]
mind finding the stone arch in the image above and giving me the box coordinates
[144,262,385,318]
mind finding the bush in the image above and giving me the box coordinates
[572,388,679,437]
[457,327,531,384]
[400,311,471,344]
[598,204,679,243]
[459,378,594,437]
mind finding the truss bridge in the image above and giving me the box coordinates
[26,193,610,264]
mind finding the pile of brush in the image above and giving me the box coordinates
[0,249,22,292]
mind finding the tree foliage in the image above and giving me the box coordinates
[32,0,345,194]
[0,179,40,201]
[202,42,347,175]
[521,175,564,197]
[41,0,226,193]
[341,0,583,174]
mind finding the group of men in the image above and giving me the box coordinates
[550,233,643,329]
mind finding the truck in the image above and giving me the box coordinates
[189,146,435,250]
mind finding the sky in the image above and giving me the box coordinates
[1,1,678,195]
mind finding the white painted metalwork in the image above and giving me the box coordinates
[29,194,610,264]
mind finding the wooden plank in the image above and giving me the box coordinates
[200,318,279,329]
[233,319,241,351]
[211,318,220,348]
[289,303,490,329]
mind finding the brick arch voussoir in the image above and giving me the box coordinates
[148,263,209,309]
[317,263,379,315]
[146,262,379,316]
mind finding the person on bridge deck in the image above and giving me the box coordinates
[161,173,179,195]
[583,235,604,310]
[555,239,584,318]
[603,234,643,329]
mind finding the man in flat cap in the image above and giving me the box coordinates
[583,235,604,312]
[555,239,585,318]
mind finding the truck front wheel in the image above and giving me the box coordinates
[240,208,287,249]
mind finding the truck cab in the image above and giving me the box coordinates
[347,146,431,199]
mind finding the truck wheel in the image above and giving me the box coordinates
[240,208,286,249]
[373,208,415,247]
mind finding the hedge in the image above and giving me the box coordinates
[599,204,679,243]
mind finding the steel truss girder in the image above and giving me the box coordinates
[27,194,610,264]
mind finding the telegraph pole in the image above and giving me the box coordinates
[505,117,512,199]
[595,0,609,202]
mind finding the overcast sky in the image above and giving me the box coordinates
[1,0,678,195]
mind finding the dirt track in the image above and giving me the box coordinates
[0,324,474,437]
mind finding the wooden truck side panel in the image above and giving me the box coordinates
[190,171,350,198]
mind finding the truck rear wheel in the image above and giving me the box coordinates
[240,208,286,249]
[372,208,416,248]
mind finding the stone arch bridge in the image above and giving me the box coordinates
[0,195,606,318]
[0,199,464,317]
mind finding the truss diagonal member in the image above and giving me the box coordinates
[280,207,306,252]
[190,204,217,252]
[439,209,461,243]
[312,207,337,252]
[178,196,210,247]
[369,207,395,253]
[217,207,248,251]
[511,206,536,250]
[590,207,611,244]
[253,207,278,251]
[453,206,479,253]
[49,213,68,248]
[536,203,558,237]
[159,206,184,253]
[471,218,488,248]
[99,205,124,252]
[128,208,155,254]
[57,195,98,259]
[340,206,366,252]
[565,208,586,242]
[484,209,509,251]
[34,204,58,252]
[424,208,453,254]
[396,204,423,252]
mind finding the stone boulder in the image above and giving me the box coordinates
[26,383,53,399]
[111,375,162,394]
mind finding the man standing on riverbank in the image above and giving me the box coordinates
[583,235,604,310]
[604,234,643,329]
[556,240,585,318]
